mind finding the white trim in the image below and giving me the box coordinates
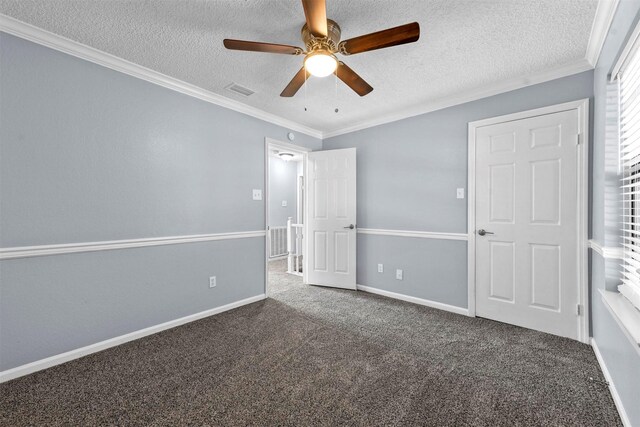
[264,138,309,297]
[356,285,469,316]
[357,228,468,241]
[0,230,266,260]
[586,0,620,66]
[267,254,288,261]
[600,290,640,355]
[467,99,590,344]
[0,15,322,139]
[467,122,478,317]
[0,294,266,383]
[591,338,633,427]
[611,5,640,80]
[265,137,311,153]
[578,99,591,344]
[468,99,590,129]
[322,59,593,139]
[589,240,624,259]
[0,13,602,140]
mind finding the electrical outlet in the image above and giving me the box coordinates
[377,263,384,273]
[282,200,288,207]
[209,276,217,288]
[457,188,465,199]
[396,269,403,280]
[252,189,262,201]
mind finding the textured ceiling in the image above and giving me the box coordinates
[0,0,598,134]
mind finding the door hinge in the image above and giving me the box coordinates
[576,304,582,315]
[576,133,581,145]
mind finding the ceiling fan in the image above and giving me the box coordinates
[223,0,420,97]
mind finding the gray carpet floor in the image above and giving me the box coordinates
[0,259,621,426]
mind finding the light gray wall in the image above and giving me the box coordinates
[324,71,594,308]
[268,157,298,227]
[358,235,467,308]
[0,33,321,371]
[0,239,264,370]
[590,1,640,425]
[0,34,320,247]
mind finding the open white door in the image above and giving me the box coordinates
[305,148,357,290]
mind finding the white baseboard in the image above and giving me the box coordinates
[356,284,469,316]
[591,338,632,427]
[0,294,266,383]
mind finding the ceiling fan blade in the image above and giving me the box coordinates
[338,22,420,55]
[223,39,303,55]
[335,62,373,97]
[280,67,310,97]
[301,0,328,38]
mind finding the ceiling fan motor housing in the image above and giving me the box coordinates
[301,19,341,53]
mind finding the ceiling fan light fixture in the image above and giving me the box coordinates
[304,50,337,77]
[223,1,420,97]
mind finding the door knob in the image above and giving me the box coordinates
[477,229,494,236]
[344,224,356,229]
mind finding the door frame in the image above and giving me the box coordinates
[264,137,310,296]
[467,99,590,343]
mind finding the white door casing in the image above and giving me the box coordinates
[470,101,588,341]
[305,148,357,290]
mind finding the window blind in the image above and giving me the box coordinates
[620,39,640,311]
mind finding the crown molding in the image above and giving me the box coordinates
[1,4,611,142]
[586,0,620,66]
[323,58,594,139]
[0,14,323,139]
[324,0,614,139]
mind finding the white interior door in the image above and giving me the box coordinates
[475,109,580,340]
[305,148,357,290]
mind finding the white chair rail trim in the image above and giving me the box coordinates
[0,230,266,260]
[589,240,624,259]
[357,228,468,241]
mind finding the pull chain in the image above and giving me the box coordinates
[334,70,339,113]
[304,68,308,112]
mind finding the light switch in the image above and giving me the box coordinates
[457,188,465,199]
[252,189,262,201]
[282,200,288,207]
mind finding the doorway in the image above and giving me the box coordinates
[265,141,358,295]
[467,99,589,342]
[265,138,309,296]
